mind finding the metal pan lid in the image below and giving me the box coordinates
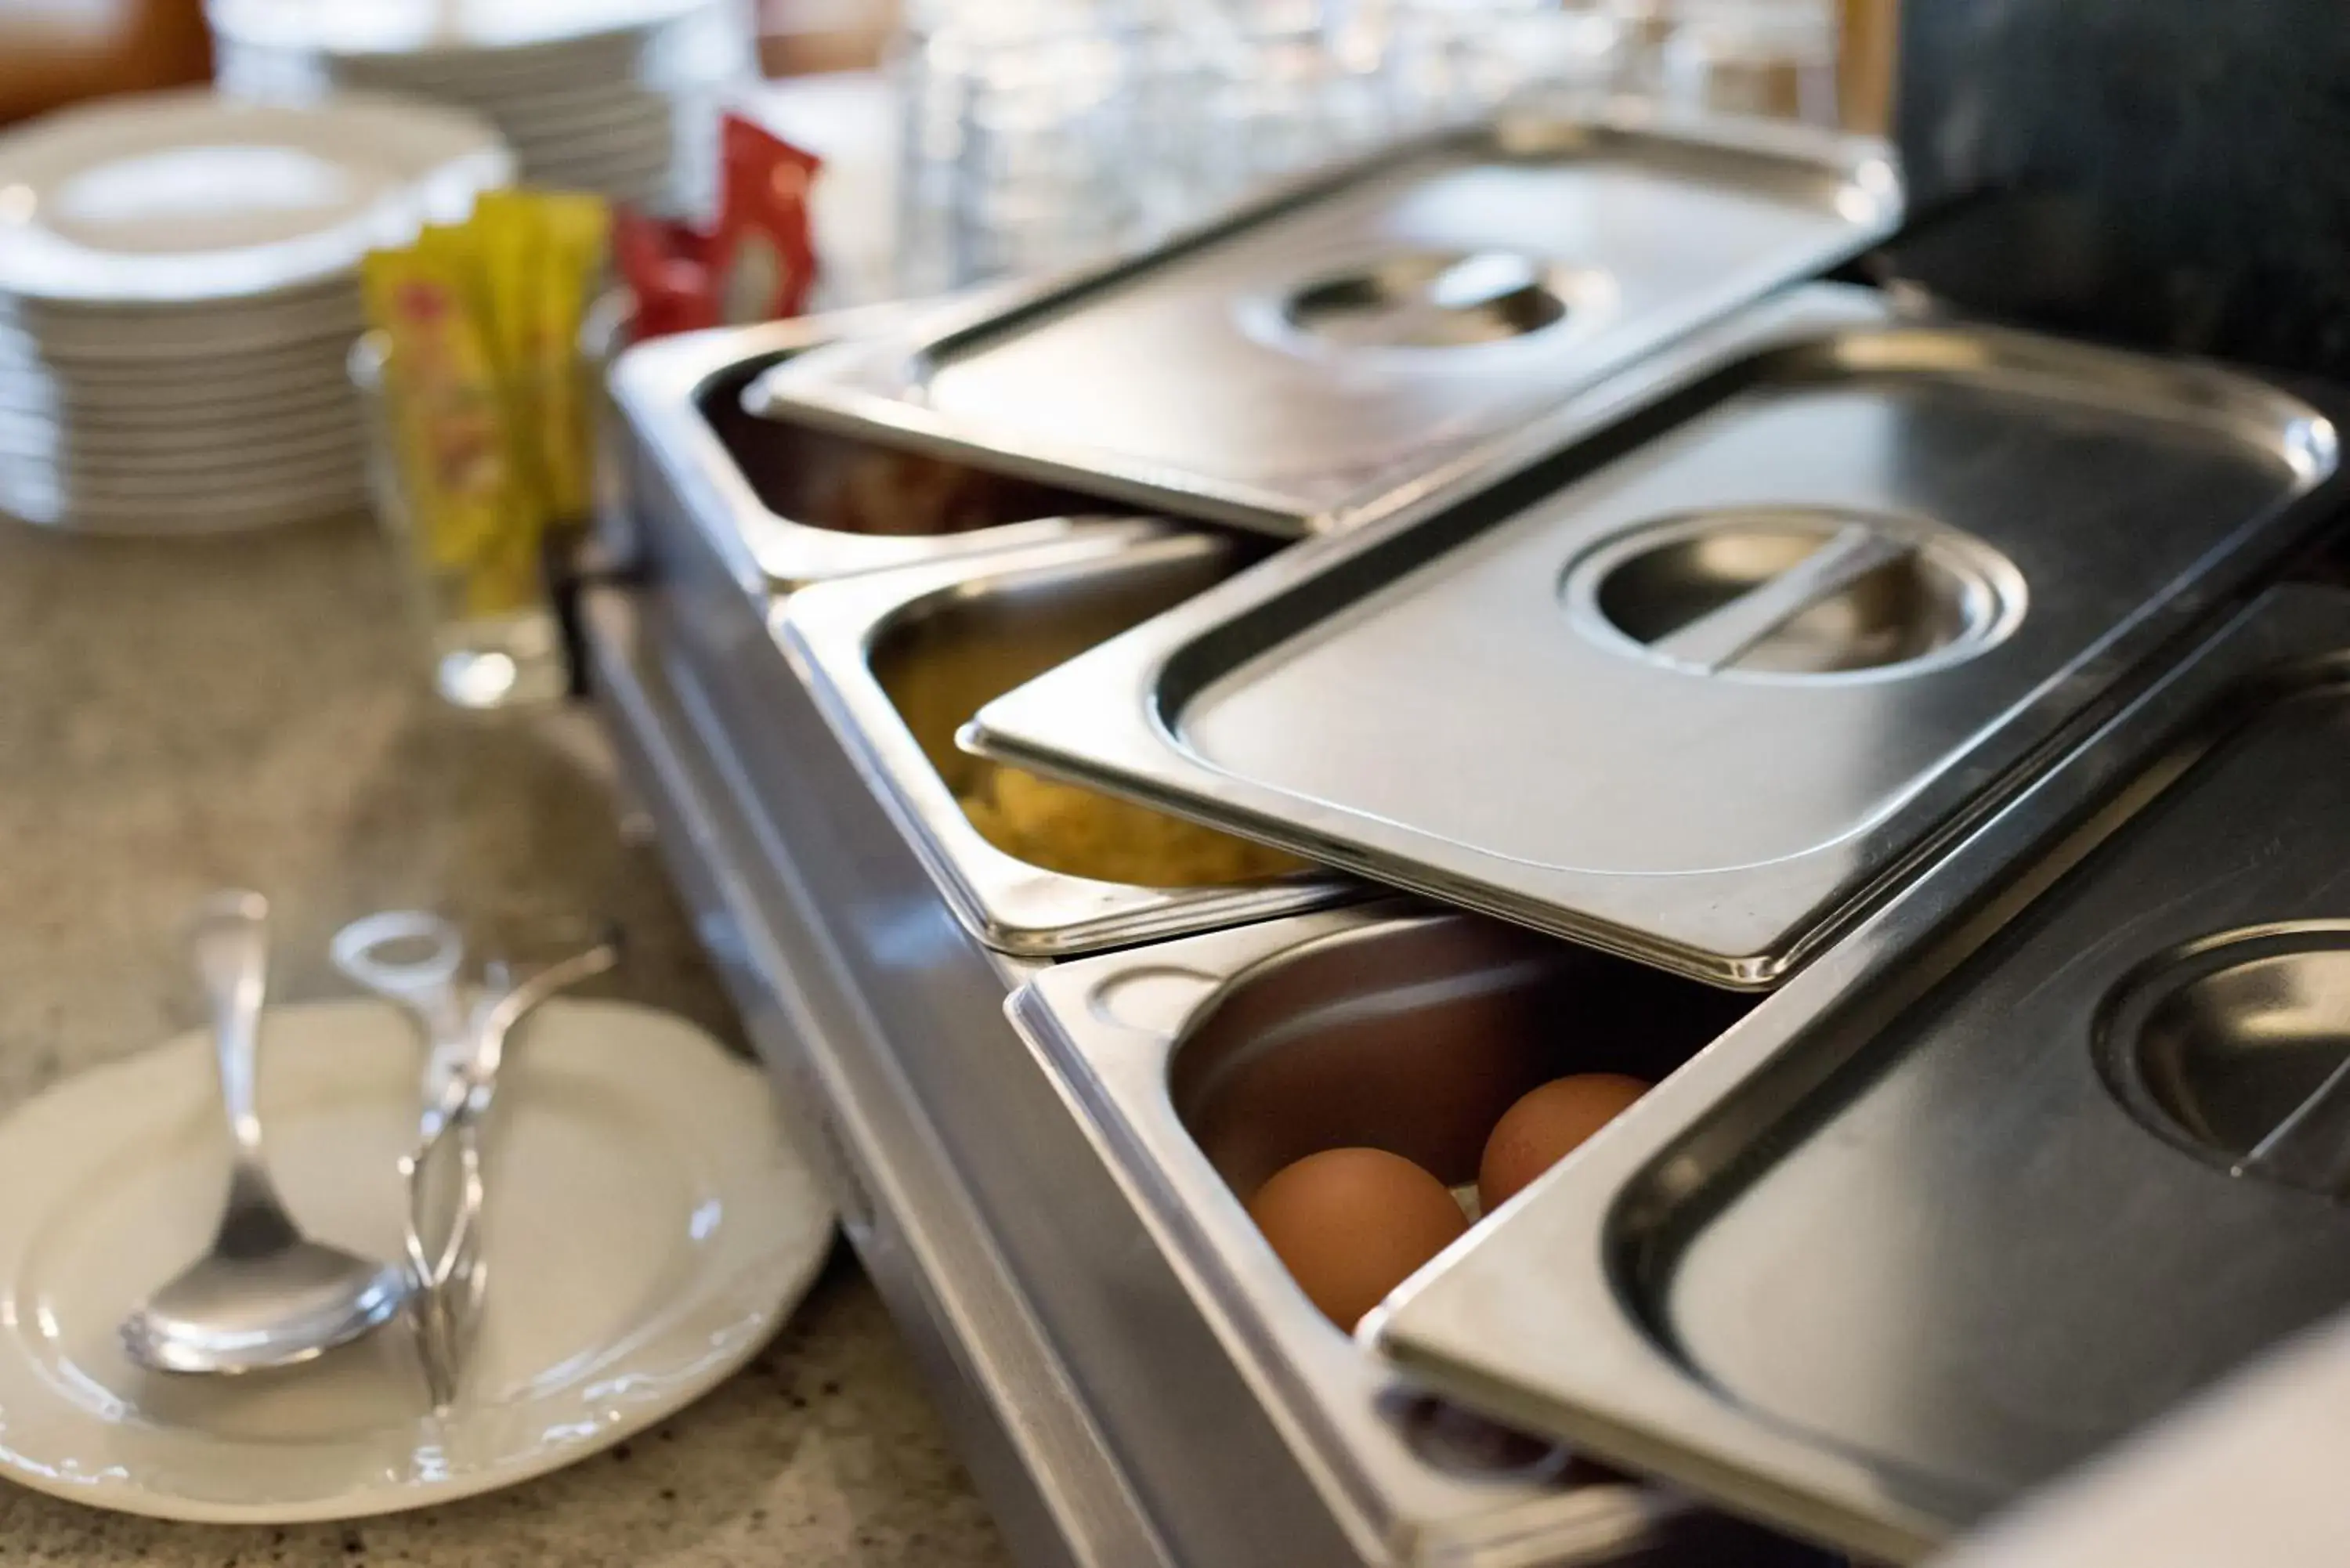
[749,104,1902,536]
[1367,585,2350,1562]
[963,286,2346,987]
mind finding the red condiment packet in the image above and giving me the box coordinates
[612,208,719,339]
[710,115,822,325]
[609,117,823,338]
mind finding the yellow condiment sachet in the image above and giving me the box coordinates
[362,190,613,623]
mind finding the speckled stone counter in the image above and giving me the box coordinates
[0,515,1011,1568]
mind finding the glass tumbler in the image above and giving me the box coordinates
[349,334,584,711]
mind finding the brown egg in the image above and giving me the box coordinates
[1478,1073,1652,1212]
[1247,1147,1471,1331]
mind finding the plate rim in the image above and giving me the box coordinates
[0,89,511,306]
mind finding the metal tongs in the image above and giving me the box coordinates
[331,912,620,1409]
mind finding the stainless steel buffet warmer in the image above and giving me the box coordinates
[583,97,2350,1568]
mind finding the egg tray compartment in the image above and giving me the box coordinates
[1173,914,1752,1209]
[1007,907,1783,1567]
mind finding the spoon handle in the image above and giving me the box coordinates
[192,891,281,1229]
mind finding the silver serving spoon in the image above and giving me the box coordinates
[120,892,408,1375]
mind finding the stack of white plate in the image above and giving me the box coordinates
[0,90,510,535]
[209,0,757,219]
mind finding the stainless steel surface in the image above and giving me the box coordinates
[1372,586,2350,1562]
[970,285,2346,986]
[1006,905,1778,1566]
[606,299,1119,594]
[754,104,1901,534]
[777,522,1358,956]
[121,892,407,1377]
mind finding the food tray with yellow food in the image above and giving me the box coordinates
[776,519,1356,957]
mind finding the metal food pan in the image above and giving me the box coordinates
[752,105,1900,535]
[969,285,2348,987]
[1009,905,1832,1568]
[1373,585,2350,1563]
[605,298,1126,591]
[777,522,1359,956]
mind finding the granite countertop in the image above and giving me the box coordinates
[0,516,1012,1568]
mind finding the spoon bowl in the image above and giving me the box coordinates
[120,891,412,1376]
[122,1242,408,1375]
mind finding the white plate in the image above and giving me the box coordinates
[214,1,750,99]
[497,96,683,143]
[2,464,366,529]
[0,997,833,1519]
[208,0,722,56]
[0,425,363,475]
[0,266,352,323]
[519,150,679,196]
[4,428,362,480]
[3,481,370,533]
[0,89,510,305]
[0,388,358,435]
[0,385,361,443]
[0,343,357,391]
[0,322,356,370]
[0,389,355,434]
[0,298,364,361]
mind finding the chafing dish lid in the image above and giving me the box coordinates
[962,286,2343,987]
[750,105,1903,535]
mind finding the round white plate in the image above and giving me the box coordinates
[512,143,676,189]
[0,390,355,435]
[0,999,833,1519]
[0,89,510,305]
[0,434,364,486]
[0,341,356,390]
[1,298,364,362]
[0,435,362,482]
[214,2,749,99]
[2,423,360,479]
[0,379,360,427]
[497,96,682,144]
[0,388,358,437]
[208,0,721,56]
[0,327,356,376]
[0,385,357,433]
[0,266,353,323]
[520,150,679,196]
[3,480,369,533]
